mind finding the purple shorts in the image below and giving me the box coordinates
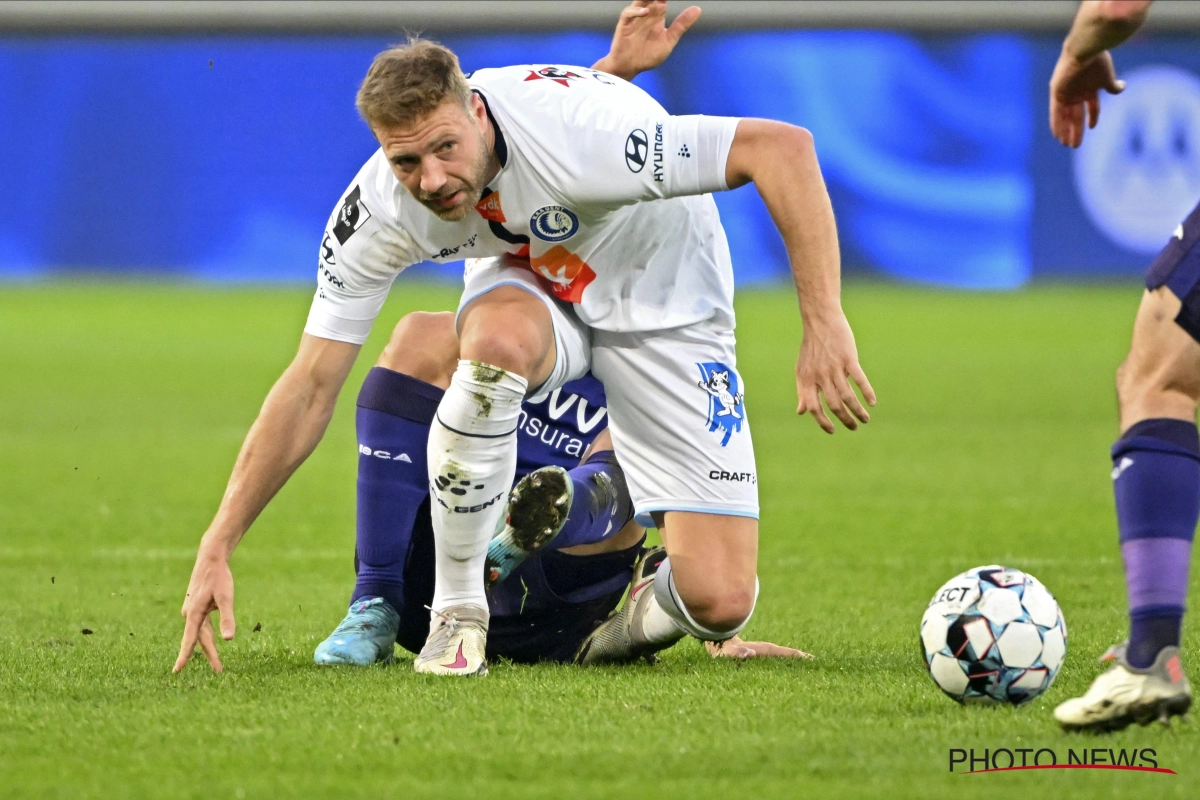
[1145,200,1200,342]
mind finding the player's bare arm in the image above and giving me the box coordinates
[724,120,876,434]
[1050,1,1152,147]
[174,335,358,672]
[591,0,701,82]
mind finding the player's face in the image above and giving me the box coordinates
[377,96,494,221]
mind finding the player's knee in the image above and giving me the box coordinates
[378,311,458,387]
[684,589,756,634]
[458,287,553,380]
[459,318,547,380]
[1116,350,1200,414]
[655,557,757,640]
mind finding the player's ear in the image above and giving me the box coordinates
[469,93,488,127]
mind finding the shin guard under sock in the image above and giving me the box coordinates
[427,361,527,613]
[550,450,635,550]
[351,368,443,614]
[1112,418,1199,667]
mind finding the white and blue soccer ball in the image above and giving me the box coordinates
[920,565,1067,705]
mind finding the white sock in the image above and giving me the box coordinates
[427,360,527,613]
[640,593,687,644]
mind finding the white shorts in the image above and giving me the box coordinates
[458,256,591,400]
[592,322,759,526]
[459,257,758,525]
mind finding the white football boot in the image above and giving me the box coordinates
[575,547,681,665]
[1054,643,1192,732]
[413,605,489,677]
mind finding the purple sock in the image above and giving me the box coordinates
[1112,418,1200,667]
[549,450,634,549]
[351,368,443,613]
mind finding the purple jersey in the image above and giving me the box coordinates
[514,374,608,478]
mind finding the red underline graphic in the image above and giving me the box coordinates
[967,765,1176,775]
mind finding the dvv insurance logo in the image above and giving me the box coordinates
[1074,65,1200,254]
[947,746,1175,775]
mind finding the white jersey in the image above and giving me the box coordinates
[304,64,741,344]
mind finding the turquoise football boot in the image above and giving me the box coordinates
[484,466,573,588]
[313,596,400,666]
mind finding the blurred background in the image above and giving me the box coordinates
[3,0,1200,289]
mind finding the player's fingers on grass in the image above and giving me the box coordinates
[849,362,876,406]
[198,615,224,672]
[216,591,236,640]
[706,641,753,659]
[745,641,812,658]
[174,604,208,671]
[667,6,702,42]
[173,610,205,672]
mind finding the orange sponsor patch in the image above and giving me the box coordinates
[475,193,506,223]
[529,245,596,304]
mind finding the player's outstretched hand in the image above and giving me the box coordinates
[1049,49,1124,148]
[706,636,813,659]
[173,547,236,673]
[796,312,875,434]
[592,1,702,82]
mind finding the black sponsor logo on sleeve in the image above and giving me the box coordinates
[320,233,337,266]
[652,123,664,182]
[625,129,648,173]
[332,185,372,245]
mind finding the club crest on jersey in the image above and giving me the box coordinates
[697,362,745,447]
[332,185,371,245]
[524,66,583,87]
[530,206,579,242]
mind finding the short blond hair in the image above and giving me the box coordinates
[356,38,472,129]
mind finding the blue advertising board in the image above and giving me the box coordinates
[1,31,1198,287]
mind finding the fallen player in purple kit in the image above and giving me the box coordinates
[312,307,810,667]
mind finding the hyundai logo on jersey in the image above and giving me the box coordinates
[625,129,648,172]
[697,362,745,447]
[530,206,580,242]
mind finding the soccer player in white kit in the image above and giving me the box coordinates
[338,28,872,675]
[345,45,875,672]
[172,1,872,676]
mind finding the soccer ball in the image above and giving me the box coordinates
[920,565,1067,705]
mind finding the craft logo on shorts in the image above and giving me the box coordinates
[625,129,648,173]
[530,205,579,242]
[332,185,371,245]
[1074,65,1200,254]
[697,362,745,447]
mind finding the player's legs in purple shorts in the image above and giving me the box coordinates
[1055,203,1200,730]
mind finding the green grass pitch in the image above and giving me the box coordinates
[1,281,1196,798]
